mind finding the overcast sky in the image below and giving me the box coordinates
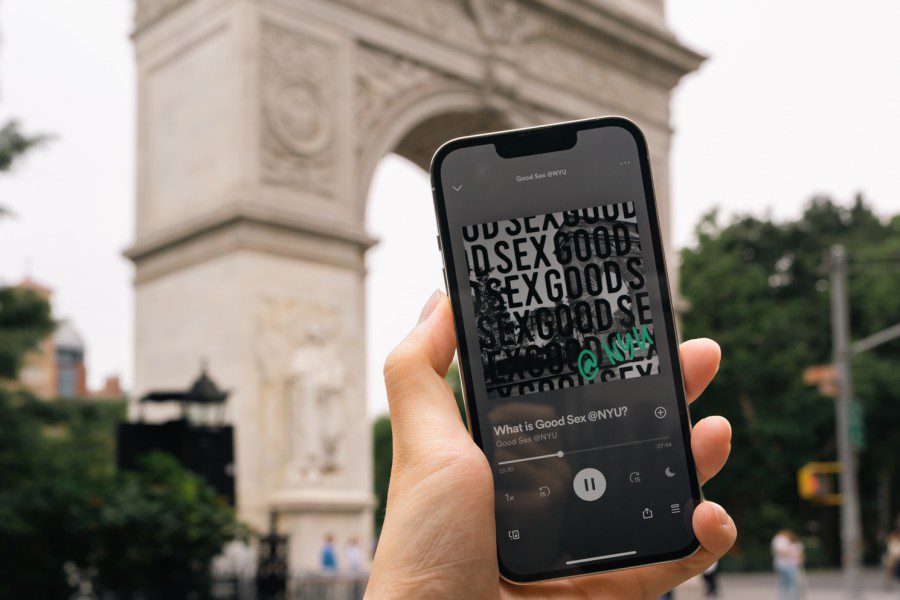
[0,1,896,416]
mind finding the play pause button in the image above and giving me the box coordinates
[573,468,607,501]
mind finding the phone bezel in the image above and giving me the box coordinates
[429,116,703,584]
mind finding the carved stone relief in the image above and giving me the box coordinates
[259,21,337,198]
[354,46,440,151]
[468,0,541,47]
[353,42,556,174]
[255,298,348,487]
[520,37,668,121]
[338,0,481,49]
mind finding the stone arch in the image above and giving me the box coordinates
[355,82,536,222]
[128,0,702,572]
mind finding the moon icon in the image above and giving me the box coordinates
[664,467,675,478]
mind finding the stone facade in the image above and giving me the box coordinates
[127,0,702,572]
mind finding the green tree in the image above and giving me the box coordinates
[92,452,239,596]
[0,286,55,379]
[0,121,47,172]
[681,195,900,569]
[0,392,239,598]
[0,120,50,218]
[0,287,238,597]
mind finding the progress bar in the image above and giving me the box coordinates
[566,550,637,565]
[497,450,564,465]
[496,436,670,466]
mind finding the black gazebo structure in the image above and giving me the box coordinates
[117,364,235,504]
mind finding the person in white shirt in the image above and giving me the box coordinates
[771,529,804,600]
[344,536,365,572]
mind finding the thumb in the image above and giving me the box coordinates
[384,291,467,458]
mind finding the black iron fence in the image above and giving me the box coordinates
[211,573,367,600]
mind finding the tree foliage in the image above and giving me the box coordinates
[0,119,50,218]
[681,195,900,569]
[0,284,238,597]
[0,392,240,598]
[0,120,49,173]
[0,286,55,379]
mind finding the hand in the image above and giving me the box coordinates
[366,291,736,599]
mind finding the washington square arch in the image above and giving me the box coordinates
[125,0,702,571]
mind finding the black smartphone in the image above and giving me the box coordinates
[430,117,702,583]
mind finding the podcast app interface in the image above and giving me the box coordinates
[439,126,695,577]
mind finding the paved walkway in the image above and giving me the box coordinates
[673,569,899,599]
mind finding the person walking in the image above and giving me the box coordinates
[344,536,366,600]
[702,560,719,597]
[320,533,338,573]
[344,536,365,572]
[771,529,803,600]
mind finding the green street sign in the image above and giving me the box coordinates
[849,399,865,451]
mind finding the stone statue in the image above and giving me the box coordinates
[256,299,347,486]
[285,321,347,482]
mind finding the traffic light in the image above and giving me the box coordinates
[797,462,842,505]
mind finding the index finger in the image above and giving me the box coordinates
[679,338,721,403]
[383,291,466,455]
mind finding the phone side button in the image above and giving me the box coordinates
[442,268,450,294]
[436,235,442,253]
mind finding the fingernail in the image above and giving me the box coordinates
[418,290,443,324]
[712,503,729,526]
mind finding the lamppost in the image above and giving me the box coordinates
[828,245,863,599]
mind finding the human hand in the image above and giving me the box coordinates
[366,291,736,599]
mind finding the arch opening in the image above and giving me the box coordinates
[363,108,513,417]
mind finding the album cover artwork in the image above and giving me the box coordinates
[463,201,660,399]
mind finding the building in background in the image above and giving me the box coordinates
[15,277,122,400]
[52,319,88,398]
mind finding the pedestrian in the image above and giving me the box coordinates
[320,533,338,572]
[771,529,803,600]
[885,526,900,590]
[344,536,365,572]
[343,536,366,600]
[702,560,719,597]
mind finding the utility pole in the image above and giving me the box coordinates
[828,244,863,599]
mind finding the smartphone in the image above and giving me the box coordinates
[429,117,702,583]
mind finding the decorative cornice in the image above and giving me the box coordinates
[332,0,704,88]
[133,0,193,34]
[529,0,706,79]
[125,201,376,283]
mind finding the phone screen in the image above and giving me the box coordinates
[432,120,701,581]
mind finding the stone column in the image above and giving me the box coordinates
[128,0,374,571]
